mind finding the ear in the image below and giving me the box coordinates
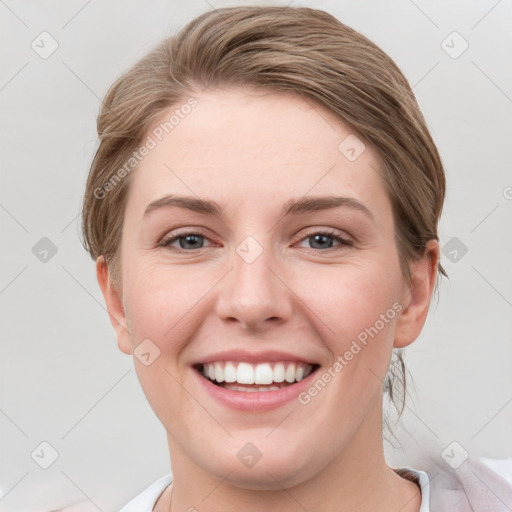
[96,256,132,355]
[394,239,439,348]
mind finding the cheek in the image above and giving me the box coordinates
[121,264,207,423]
[298,263,401,346]
[292,266,401,426]
[122,261,215,349]
[294,262,402,407]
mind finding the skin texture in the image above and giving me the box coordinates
[97,88,439,511]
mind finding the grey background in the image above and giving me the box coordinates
[1,0,511,510]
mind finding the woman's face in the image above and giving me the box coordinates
[99,88,435,489]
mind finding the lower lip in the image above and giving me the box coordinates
[194,367,319,412]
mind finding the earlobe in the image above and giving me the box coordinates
[394,240,440,348]
[96,256,132,355]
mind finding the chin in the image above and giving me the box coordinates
[197,441,317,491]
[221,464,310,491]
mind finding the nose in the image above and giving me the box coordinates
[214,240,293,331]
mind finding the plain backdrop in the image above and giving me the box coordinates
[1,0,511,510]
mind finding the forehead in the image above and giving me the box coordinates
[126,88,390,217]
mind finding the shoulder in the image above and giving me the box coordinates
[117,474,173,512]
[421,454,512,511]
[47,474,173,512]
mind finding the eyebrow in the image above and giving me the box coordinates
[144,194,374,220]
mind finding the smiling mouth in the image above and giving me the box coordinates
[194,361,320,392]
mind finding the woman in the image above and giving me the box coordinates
[81,6,512,511]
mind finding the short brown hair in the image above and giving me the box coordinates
[81,5,446,423]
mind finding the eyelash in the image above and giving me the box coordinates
[158,228,353,253]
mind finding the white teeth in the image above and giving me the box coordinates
[224,362,237,383]
[214,362,224,383]
[273,363,285,382]
[222,383,284,392]
[237,362,255,384]
[285,363,296,383]
[254,363,273,385]
[200,361,315,386]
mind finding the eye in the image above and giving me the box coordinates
[159,228,352,252]
[159,231,213,251]
[296,229,352,250]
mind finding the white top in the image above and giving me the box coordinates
[118,468,430,511]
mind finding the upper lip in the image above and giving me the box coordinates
[194,349,319,366]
